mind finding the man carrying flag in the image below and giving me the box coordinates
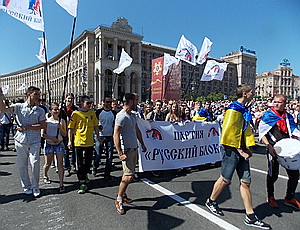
[259,94,300,210]
[206,84,271,229]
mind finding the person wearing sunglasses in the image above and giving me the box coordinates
[93,97,117,181]
[67,95,102,194]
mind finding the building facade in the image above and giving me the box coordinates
[256,66,299,99]
[0,17,255,103]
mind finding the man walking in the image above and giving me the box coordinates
[259,94,300,210]
[205,84,271,229]
[0,86,46,197]
[68,95,101,194]
[114,93,146,215]
[93,96,117,181]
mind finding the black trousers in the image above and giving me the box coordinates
[267,151,299,199]
[75,146,94,184]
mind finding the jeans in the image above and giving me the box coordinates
[267,150,299,199]
[75,146,94,184]
[93,136,114,177]
[0,123,12,149]
[221,146,251,183]
[63,137,76,170]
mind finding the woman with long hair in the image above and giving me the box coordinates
[165,102,182,122]
[42,102,67,193]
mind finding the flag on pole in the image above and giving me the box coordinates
[197,37,213,64]
[113,48,133,74]
[56,0,78,17]
[16,83,27,91]
[201,60,228,81]
[175,35,198,66]
[163,53,179,75]
[0,0,44,31]
[2,85,9,94]
[36,37,46,63]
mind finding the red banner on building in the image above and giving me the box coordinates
[151,57,164,101]
[151,57,181,101]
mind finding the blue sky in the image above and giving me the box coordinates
[0,0,299,76]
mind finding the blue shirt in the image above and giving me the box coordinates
[13,102,46,144]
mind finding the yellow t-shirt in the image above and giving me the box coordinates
[68,110,99,147]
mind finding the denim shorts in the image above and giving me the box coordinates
[44,142,65,155]
[221,146,251,183]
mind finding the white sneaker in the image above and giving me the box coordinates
[33,188,40,197]
[24,189,33,195]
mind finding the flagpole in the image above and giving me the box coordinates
[42,31,51,104]
[61,16,77,106]
[112,73,118,98]
[184,65,196,100]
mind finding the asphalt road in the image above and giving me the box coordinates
[1,140,300,230]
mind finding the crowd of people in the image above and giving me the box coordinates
[1,84,300,229]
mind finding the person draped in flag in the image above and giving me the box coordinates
[206,84,271,229]
[197,101,214,121]
[259,94,300,210]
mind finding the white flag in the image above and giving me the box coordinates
[16,84,27,91]
[197,37,213,64]
[36,37,46,63]
[201,60,228,81]
[113,48,133,74]
[56,0,78,17]
[0,0,44,31]
[175,35,198,66]
[163,53,179,75]
[2,85,9,94]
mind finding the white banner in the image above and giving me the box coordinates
[163,53,179,75]
[137,119,222,172]
[1,85,9,94]
[175,35,198,66]
[113,48,133,74]
[196,37,213,65]
[36,37,46,63]
[56,0,78,17]
[1,0,44,31]
[201,60,228,81]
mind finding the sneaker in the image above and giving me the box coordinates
[122,194,133,203]
[244,215,272,229]
[33,188,41,197]
[284,198,300,210]
[115,200,125,215]
[267,197,278,208]
[78,184,87,194]
[24,189,33,195]
[205,198,224,216]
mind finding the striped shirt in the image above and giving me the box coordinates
[13,102,46,144]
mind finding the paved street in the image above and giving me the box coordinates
[1,140,300,230]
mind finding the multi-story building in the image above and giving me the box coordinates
[221,50,257,89]
[256,66,299,99]
[0,17,254,103]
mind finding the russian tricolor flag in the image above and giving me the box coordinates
[259,110,300,140]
